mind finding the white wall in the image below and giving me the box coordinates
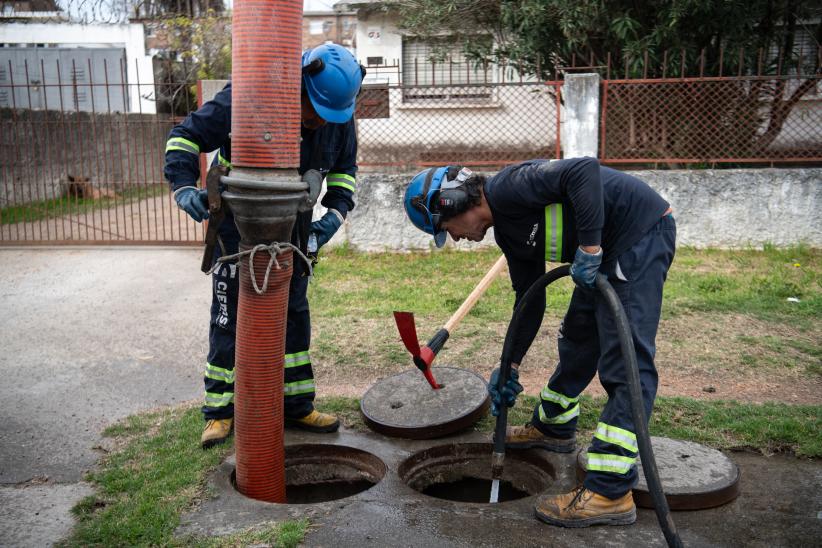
[0,23,155,113]
[355,11,402,85]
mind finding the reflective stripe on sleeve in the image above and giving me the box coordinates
[217,152,232,169]
[586,452,636,474]
[538,402,580,425]
[165,137,200,155]
[205,363,235,384]
[540,386,579,409]
[594,422,639,453]
[544,203,564,262]
[326,173,356,192]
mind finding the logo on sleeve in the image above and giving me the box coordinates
[526,223,538,247]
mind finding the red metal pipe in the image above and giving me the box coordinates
[231,0,302,504]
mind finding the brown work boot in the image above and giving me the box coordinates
[285,410,340,433]
[201,418,233,449]
[503,422,576,453]
[535,486,636,528]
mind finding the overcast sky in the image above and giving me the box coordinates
[304,0,338,11]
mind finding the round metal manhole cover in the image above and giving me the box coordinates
[577,436,741,510]
[360,366,490,439]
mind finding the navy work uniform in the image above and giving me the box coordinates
[485,157,676,499]
[164,82,357,421]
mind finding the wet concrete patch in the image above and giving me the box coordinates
[399,442,555,503]
[177,429,822,547]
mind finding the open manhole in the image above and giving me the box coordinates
[398,443,556,503]
[233,444,386,504]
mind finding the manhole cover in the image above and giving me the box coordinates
[360,366,489,439]
[577,436,740,510]
[399,442,556,503]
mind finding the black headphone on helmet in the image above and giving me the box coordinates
[302,58,368,80]
[437,165,474,212]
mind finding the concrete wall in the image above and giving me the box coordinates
[0,23,155,113]
[325,168,822,251]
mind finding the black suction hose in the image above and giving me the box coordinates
[493,265,683,548]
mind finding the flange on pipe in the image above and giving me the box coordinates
[221,168,322,244]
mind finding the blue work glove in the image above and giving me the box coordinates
[569,246,603,289]
[310,209,344,250]
[174,186,209,222]
[488,367,523,417]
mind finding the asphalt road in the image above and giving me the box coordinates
[0,247,210,546]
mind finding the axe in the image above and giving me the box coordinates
[394,254,507,389]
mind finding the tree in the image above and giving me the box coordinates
[393,0,821,159]
[393,0,820,78]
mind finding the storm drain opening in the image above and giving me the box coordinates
[398,443,556,503]
[233,444,386,504]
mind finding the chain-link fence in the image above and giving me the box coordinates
[356,82,562,170]
[601,75,822,165]
[2,53,820,245]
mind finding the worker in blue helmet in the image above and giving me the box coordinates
[164,43,366,449]
[404,158,676,529]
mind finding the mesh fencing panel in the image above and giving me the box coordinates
[601,76,822,164]
[357,82,562,170]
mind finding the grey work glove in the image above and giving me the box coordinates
[488,367,523,417]
[310,209,344,250]
[569,246,603,289]
[174,186,209,222]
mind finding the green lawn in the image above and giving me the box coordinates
[64,245,821,545]
[309,244,821,324]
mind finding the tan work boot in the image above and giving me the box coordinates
[503,422,576,453]
[535,486,636,528]
[285,410,340,433]
[201,418,233,449]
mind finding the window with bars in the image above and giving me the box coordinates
[401,37,494,103]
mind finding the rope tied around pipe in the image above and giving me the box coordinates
[207,242,314,294]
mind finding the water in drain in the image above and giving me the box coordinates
[287,479,377,504]
[422,477,529,503]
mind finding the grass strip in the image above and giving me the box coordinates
[61,405,304,547]
[309,245,821,324]
[319,395,822,458]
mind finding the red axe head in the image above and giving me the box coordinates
[393,311,441,389]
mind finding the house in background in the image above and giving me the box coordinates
[303,4,357,51]
[0,0,156,113]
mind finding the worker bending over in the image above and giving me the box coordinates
[165,44,365,448]
[404,158,675,527]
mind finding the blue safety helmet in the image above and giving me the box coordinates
[302,44,365,124]
[403,165,474,248]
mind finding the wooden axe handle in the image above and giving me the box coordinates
[443,254,507,333]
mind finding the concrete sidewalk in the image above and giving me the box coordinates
[0,247,210,546]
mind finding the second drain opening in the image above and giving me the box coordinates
[399,442,556,503]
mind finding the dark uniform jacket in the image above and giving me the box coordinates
[484,157,670,363]
[163,82,358,244]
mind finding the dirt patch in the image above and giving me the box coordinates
[312,311,821,406]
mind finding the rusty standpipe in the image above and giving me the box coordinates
[221,0,309,503]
